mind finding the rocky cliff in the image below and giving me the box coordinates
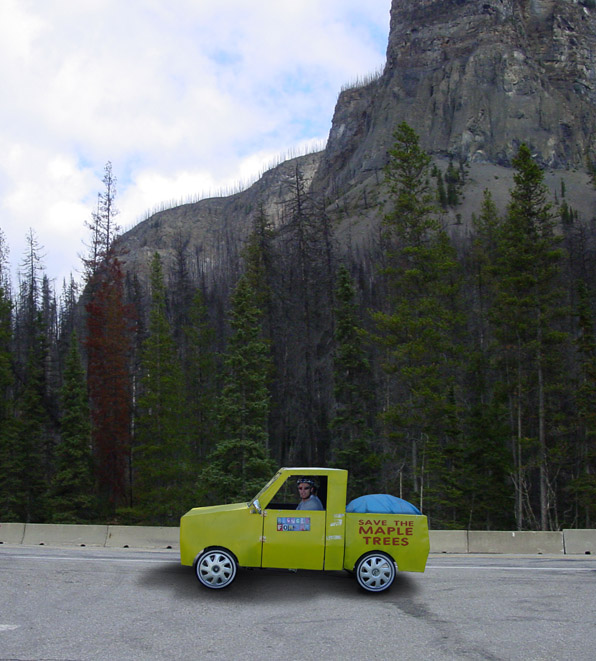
[319,0,596,193]
[117,0,596,280]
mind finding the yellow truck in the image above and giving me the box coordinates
[180,467,429,593]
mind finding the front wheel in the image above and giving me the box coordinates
[195,548,238,589]
[355,552,396,592]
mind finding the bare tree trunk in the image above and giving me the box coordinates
[516,372,523,530]
[537,324,548,530]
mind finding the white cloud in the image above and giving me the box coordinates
[0,0,391,288]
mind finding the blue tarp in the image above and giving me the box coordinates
[346,494,422,515]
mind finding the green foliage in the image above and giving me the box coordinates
[199,438,275,505]
[198,255,275,505]
[0,283,19,520]
[329,265,379,499]
[568,281,596,525]
[15,333,51,522]
[463,189,514,529]
[183,289,218,464]
[373,122,466,524]
[445,157,462,206]
[491,143,568,530]
[560,200,576,225]
[134,253,194,524]
[0,283,12,419]
[433,166,447,208]
[50,332,98,522]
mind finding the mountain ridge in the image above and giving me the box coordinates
[115,0,596,282]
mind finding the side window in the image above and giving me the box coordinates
[267,475,328,510]
[267,477,299,509]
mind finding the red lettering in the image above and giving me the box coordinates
[401,538,409,546]
[374,526,385,535]
[359,526,373,535]
[406,528,413,536]
[363,536,371,544]
[358,519,364,526]
[392,537,400,546]
[386,526,395,535]
[373,537,381,545]
[383,537,390,545]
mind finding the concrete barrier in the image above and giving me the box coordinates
[2,523,594,554]
[105,525,179,549]
[429,530,468,553]
[563,529,596,555]
[0,522,25,544]
[21,524,109,547]
[468,530,564,554]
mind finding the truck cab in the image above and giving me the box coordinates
[180,467,429,593]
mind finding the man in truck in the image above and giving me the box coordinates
[296,477,324,510]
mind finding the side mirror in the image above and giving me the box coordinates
[251,499,262,514]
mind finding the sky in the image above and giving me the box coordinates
[0,0,391,291]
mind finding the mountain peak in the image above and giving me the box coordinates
[382,0,596,167]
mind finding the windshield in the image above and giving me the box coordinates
[249,469,282,506]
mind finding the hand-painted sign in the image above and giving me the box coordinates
[357,518,414,546]
[277,517,310,531]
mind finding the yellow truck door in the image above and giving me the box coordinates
[259,471,329,570]
[253,468,348,571]
[261,509,326,569]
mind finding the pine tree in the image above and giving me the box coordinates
[329,264,379,500]
[199,259,275,504]
[491,143,568,530]
[50,332,97,522]
[83,162,120,280]
[58,275,80,360]
[8,232,55,522]
[15,330,50,522]
[433,166,447,208]
[0,262,19,520]
[133,253,192,524]
[170,232,194,348]
[14,229,45,370]
[569,281,596,526]
[371,122,465,524]
[83,162,134,515]
[183,288,218,465]
[445,157,461,207]
[462,190,513,529]
[85,256,133,513]
[277,165,335,465]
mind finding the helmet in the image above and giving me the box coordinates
[296,477,316,488]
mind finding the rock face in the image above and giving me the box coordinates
[117,0,596,278]
[322,0,596,188]
[116,152,323,284]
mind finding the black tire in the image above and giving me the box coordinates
[355,552,396,592]
[195,548,238,589]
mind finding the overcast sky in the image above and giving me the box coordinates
[0,0,391,291]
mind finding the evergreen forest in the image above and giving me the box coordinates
[1,125,595,531]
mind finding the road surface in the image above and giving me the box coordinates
[1,546,594,660]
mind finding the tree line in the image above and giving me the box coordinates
[1,127,595,530]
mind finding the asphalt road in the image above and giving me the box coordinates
[0,546,595,661]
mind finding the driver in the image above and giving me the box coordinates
[296,478,323,511]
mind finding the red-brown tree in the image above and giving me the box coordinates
[85,254,134,511]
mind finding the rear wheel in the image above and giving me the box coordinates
[355,552,396,592]
[195,548,237,589]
